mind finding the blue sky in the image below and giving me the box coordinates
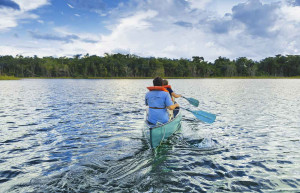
[1,0,300,61]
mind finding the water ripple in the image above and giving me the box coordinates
[0,79,300,192]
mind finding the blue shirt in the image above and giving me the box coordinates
[145,91,173,124]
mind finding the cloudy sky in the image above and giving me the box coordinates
[0,0,300,61]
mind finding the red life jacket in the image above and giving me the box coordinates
[146,86,168,109]
[163,85,172,89]
[147,86,168,92]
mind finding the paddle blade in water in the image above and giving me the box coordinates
[184,97,199,107]
[191,110,216,124]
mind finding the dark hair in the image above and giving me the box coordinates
[153,77,163,86]
[163,79,168,86]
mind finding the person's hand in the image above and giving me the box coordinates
[176,103,180,107]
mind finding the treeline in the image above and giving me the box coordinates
[1,53,300,78]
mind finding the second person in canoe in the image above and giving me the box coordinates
[163,79,181,117]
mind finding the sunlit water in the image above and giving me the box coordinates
[0,79,300,192]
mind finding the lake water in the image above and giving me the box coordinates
[0,79,300,192]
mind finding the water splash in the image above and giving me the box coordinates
[191,137,218,150]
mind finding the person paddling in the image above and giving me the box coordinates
[145,77,179,125]
[163,79,182,100]
[163,79,181,117]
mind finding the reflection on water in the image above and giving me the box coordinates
[0,79,300,192]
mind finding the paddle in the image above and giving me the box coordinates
[181,107,216,124]
[182,96,199,107]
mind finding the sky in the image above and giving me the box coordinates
[1,0,300,62]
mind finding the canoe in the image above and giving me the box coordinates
[144,109,182,148]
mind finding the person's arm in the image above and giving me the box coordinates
[167,103,179,110]
[171,92,181,98]
[165,93,179,110]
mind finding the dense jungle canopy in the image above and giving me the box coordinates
[1,53,300,78]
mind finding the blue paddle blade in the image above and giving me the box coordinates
[191,110,216,124]
[187,98,199,107]
[184,97,199,107]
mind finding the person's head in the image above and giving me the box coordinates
[153,77,163,86]
[163,79,168,86]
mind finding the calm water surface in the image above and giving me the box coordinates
[0,79,300,192]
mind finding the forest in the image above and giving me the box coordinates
[1,53,300,78]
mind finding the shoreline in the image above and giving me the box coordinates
[1,76,300,80]
[0,76,20,80]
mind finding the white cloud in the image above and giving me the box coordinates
[95,0,300,61]
[53,27,100,43]
[2,0,300,62]
[281,5,300,22]
[96,8,233,61]
[0,32,100,58]
[187,0,211,10]
[0,9,39,31]
[13,0,50,11]
[0,9,18,30]
[0,45,22,55]
[0,0,49,31]
[67,3,74,9]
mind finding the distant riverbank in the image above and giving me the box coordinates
[1,76,300,80]
[0,76,20,80]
